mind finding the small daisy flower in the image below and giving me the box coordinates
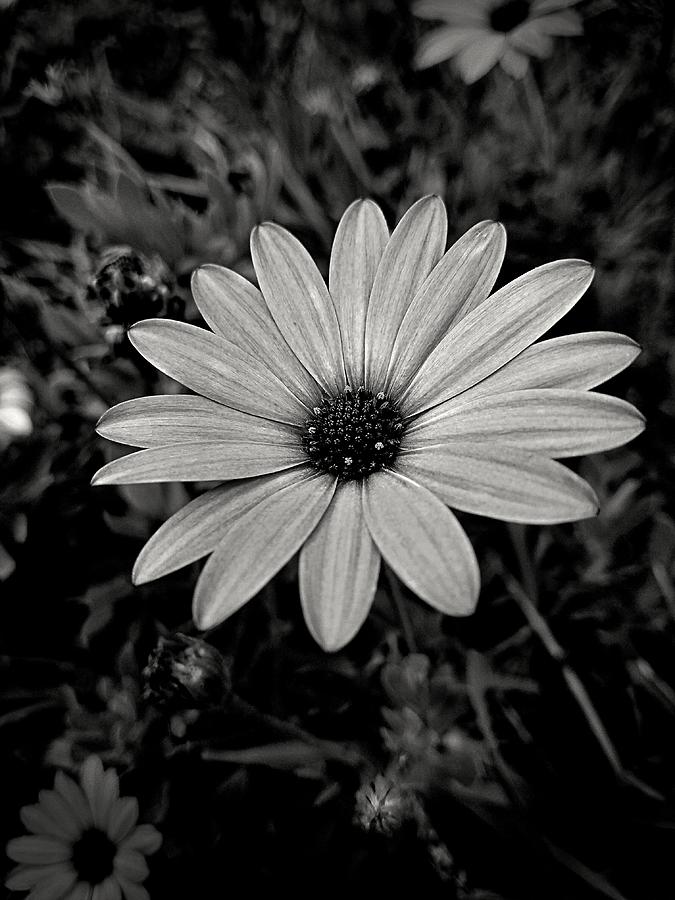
[92,196,644,652]
[0,367,33,450]
[6,756,161,900]
[413,0,584,83]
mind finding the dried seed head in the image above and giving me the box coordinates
[142,633,231,710]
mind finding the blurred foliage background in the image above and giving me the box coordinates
[1,0,674,897]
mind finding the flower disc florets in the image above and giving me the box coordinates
[71,828,116,883]
[302,385,405,480]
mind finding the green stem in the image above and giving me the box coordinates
[385,566,418,654]
[521,69,553,172]
[507,522,539,604]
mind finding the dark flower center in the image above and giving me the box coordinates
[489,0,531,32]
[71,828,117,884]
[302,386,404,480]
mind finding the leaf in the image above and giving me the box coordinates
[47,184,100,233]
[202,739,357,772]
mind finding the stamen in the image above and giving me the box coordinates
[302,386,404,481]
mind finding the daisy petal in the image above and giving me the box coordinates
[532,0,581,12]
[62,884,92,900]
[250,223,345,394]
[117,878,149,900]
[362,470,479,616]
[25,868,77,900]
[6,836,71,864]
[96,396,299,449]
[532,9,584,35]
[499,47,530,78]
[398,444,599,523]
[20,798,78,841]
[92,877,121,900]
[193,473,337,630]
[454,34,506,83]
[114,850,148,882]
[543,12,583,37]
[91,442,307,486]
[128,320,307,426]
[413,0,487,26]
[6,864,73,891]
[414,27,486,68]
[80,756,112,829]
[452,332,641,402]
[106,797,139,843]
[191,265,320,408]
[401,259,594,415]
[119,825,162,856]
[132,469,311,584]
[387,220,506,397]
[53,773,92,830]
[329,199,389,387]
[406,389,645,457]
[299,480,380,651]
[509,22,553,58]
[365,196,447,390]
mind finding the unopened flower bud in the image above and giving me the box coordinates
[87,247,183,340]
[142,633,231,709]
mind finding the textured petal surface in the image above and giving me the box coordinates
[191,265,320,408]
[500,46,530,77]
[509,22,553,57]
[194,474,337,630]
[6,836,71,864]
[81,757,117,830]
[532,0,581,12]
[455,34,506,83]
[96,395,300,448]
[533,9,583,35]
[397,444,599,523]
[299,480,380,651]
[414,26,486,68]
[116,879,149,900]
[25,869,77,900]
[119,825,162,856]
[20,802,74,841]
[128,319,308,425]
[107,797,139,843]
[401,260,594,415]
[62,883,91,900]
[91,442,306,486]
[362,470,479,616]
[365,196,447,390]
[93,878,121,900]
[114,850,148,882]
[452,332,641,403]
[251,223,345,394]
[387,220,506,396]
[53,774,91,830]
[6,864,74,891]
[132,468,312,584]
[329,199,389,387]
[406,389,645,457]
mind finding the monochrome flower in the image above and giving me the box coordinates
[6,756,161,900]
[92,196,643,651]
[413,0,583,83]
